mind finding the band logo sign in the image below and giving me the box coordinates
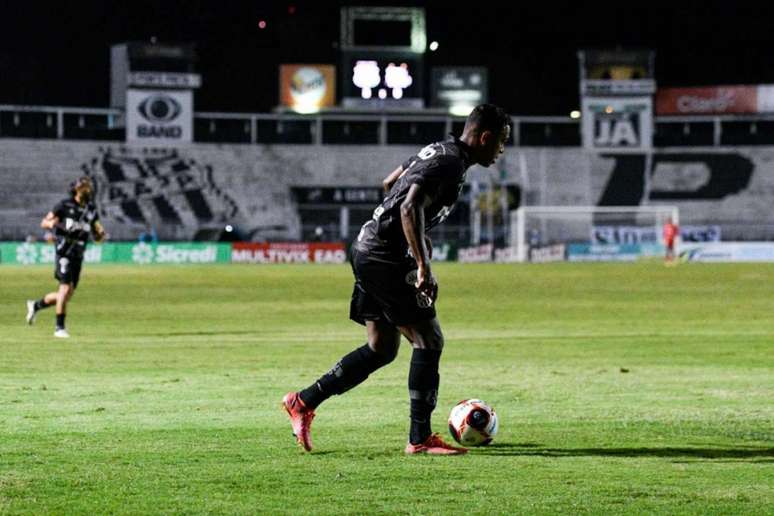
[127,89,192,144]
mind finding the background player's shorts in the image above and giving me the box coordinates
[349,249,436,326]
[54,254,83,288]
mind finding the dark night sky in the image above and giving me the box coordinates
[2,0,774,115]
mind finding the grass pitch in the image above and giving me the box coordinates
[1,262,773,514]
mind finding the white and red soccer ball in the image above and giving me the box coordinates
[448,399,498,446]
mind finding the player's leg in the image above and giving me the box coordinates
[300,319,400,408]
[53,256,81,337]
[401,318,466,455]
[26,291,58,325]
[53,282,74,337]
[401,317,443,444]
[283,319,400,451]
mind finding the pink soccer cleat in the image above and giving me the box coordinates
[404,433,468,455]
[282,392,316,451]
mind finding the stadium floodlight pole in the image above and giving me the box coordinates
[512,205,679,262]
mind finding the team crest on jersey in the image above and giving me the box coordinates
[416,292,433,308]
[64,218,92,232]
[405,269,434,308]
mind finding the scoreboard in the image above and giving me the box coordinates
[339,7,426,110]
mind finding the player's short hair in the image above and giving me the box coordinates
[464,104,510,136]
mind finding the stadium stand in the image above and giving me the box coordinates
[3,127,774,242]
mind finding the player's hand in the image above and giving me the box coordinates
[415,263,438,304]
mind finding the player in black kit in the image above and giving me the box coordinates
[26,176,106,338]
[283,104,510,454]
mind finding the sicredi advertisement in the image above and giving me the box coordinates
[0,242,230,265]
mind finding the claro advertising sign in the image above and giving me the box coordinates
[655,85,774,115]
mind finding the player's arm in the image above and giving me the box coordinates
[92,220,107,243]
[40,212,59,230]
[382,165,404,193]
[400,184,435,297]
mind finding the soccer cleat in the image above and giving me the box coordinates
[53,328,70,339]
[282,392,315,451]
[26,300,37,325]
[405,433,468,455]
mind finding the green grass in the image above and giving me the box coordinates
[1,262,773,515]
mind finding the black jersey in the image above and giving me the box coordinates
[354,136,472,262]
[52,198,100,258]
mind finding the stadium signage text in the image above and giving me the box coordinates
[656,85,760,115]
[567,243,641,262]
[680,242,774,262]
[291,187,383,205]
[231,243,347,264]
[127,72,202,89]
[592,225,721,244]
[279,65,336,114]
[457,244,493,263]
[581,97,653,152]
[127,89,193,144]
[0,242,231,265]
[528,244,566,263]
[133,244,219,264]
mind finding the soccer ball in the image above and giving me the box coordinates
[448,399,498,446]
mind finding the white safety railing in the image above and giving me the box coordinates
[4,104,774,146]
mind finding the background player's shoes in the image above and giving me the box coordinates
[282,392,315,451]
[26,300,37,325]
[404,433,468,455]
[53,328,70,338]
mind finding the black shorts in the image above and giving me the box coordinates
[54,253,83,288]
[349,249,436,327]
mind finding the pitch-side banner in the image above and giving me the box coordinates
[582,97,653,152]
[127,89,193,144]
[680,242,774,262]
[0,242,230,265]
[231,242,347,264]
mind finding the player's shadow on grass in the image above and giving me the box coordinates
[475,443,774,461]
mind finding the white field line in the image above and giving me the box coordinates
[127,328,774,343]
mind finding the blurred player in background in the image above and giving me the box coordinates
[283,104,510,455]
[26,176,106,338]
[663,217,679,264]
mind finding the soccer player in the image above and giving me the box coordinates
[283,104,510,455]
[26,176,106,338]
[663,217,679,263]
